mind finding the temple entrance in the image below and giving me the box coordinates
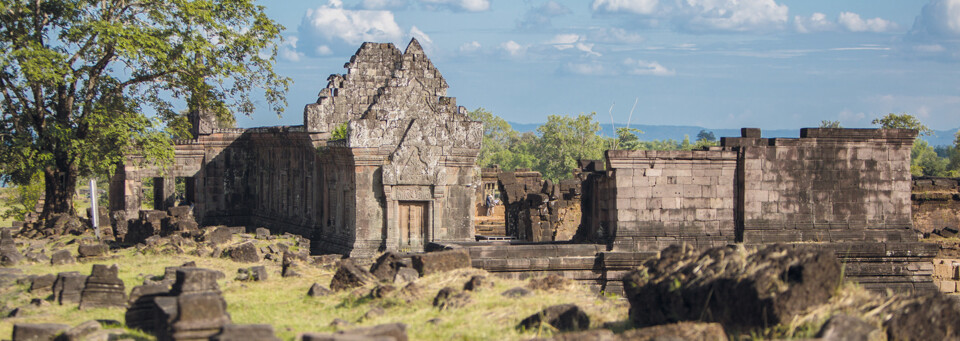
[398,201,428,249]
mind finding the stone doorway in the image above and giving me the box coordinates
[398,201,428,250]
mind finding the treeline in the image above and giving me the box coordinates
[468,108,717,182]
[471,110,960,181]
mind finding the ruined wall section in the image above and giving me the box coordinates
[601,150,739,252]
[303,43,403,133]
[722,128,917,244]
[911,177,960,235]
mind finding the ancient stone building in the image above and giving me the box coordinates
[110,39,481,257]
[450,128,936,294]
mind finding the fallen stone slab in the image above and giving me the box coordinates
[50,249,75,265]
[517,304,590,332]
[432,287,470,310]
[53,272,87,305]
[884,293,960,341]
[623,244,841,330]
[330,259,376,291]
[29,274,57,297]
[411,249,471,276]
[816,314,876,341]
[618,321,728,341]
[77,243,109,259]
[228,242,260,263]
[212,324,281,341]
[12,323,70,341]
[60,320,102,341]
[236,266,268,281]
[302,323,408,341]
[308,283,332,297]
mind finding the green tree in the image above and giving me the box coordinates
[911,140,950,177]
[0,0,289,219]
[534,113,605,181]
[468,107,518,168]
[695,129,716,142]
[819,120,842,128]
[949,130,960,177]
[1,171,43,221]
[611,127,643,150]
[871,113,933,136]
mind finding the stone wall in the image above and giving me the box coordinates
[912,177,960,235]
[596,149,738,252]
[723,128,917,244]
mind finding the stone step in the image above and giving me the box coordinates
[473,256,598,272]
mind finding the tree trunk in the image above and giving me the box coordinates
[41,161,78,221]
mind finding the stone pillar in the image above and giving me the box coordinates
[108,164,142,218]
[153,177,176,211]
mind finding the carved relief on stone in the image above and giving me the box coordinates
[383,144,444,186]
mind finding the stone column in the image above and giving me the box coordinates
[153,177,176,211]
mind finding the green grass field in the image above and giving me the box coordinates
[0,233,629,340]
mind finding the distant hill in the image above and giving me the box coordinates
[507,122,959,147]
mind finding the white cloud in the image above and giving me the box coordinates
[420,0,490,12]
[459,41,482,53]
[297,1,404,56]
[676,0,789,32]
[623,58,675,76]
[279,36,305,62]
[518,1,572,30]
[794,13,835,33]
[360,0,408,10]
[911,0,960,37]
[587,28,645,44]
[500,40,527,57]
[837,12,898,33]
[409,26,432,45]
[592,0,659,15]
[545,34,602,56]
[562,62,607,75]
[591,0,789,32]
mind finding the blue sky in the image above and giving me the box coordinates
[244,0,960,133]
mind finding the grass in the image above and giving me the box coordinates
[0,232,629,340]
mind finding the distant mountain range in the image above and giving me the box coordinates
[507,122,960,147]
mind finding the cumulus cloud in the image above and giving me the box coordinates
[592,0,659,15]
[297,1,404,56]
[359,0,409,10]
[545,34,602,56]
[794,12,897,33]
[623,58,675,76]
[279,36,306,62]
[837,12,898,32]
[500,40,527,57]
[458,41,482,53]
[591,0,789,32]
[518,1,572,30]
[675,0,789,32]
[911,0,960,37]
[794,13,835,33]
[420,0,490,12]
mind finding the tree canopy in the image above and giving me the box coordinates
[0,0,289,218]
[872,113,933,136]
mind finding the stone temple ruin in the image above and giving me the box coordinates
[110,39,944,295]
[110,39,481,258]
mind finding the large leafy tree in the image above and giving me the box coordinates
[0,0,288,219]
[535,112,605,181]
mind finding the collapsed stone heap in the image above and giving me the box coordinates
[127,267,231,340]
[496,168,584,242]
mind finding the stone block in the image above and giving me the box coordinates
[80,264,127,309]
[12,323,70,341]
[53,272,87,305]
[412,249,472,276]
[213,324,281,341]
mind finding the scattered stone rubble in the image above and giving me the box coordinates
[623,244,841,330]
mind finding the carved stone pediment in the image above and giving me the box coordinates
[383,144,444,186]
